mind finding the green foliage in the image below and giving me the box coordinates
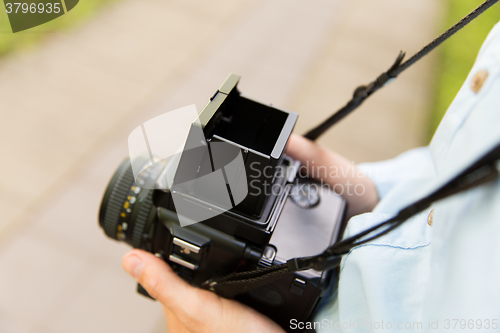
[0,0,120,57]
[429,1,500,140]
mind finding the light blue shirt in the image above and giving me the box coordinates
[314,22,500,332]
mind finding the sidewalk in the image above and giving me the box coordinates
[0,0,442,332]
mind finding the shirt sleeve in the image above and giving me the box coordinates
[357,146,432,200]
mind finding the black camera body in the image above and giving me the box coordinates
[99,74,346,332]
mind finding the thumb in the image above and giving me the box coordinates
[121,249,201,312]
[122,250,285,333]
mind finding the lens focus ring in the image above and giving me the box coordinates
[131,190,153,248]
[103,162,135,240]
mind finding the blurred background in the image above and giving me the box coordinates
[0,0,498,332]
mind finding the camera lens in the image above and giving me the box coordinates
[98,158,156,248]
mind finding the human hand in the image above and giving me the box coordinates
[286,134,379,216]
[122,249,285,333]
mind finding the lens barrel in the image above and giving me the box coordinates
[98,159,155,248]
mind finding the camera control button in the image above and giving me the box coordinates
[290,183,320,209]
[258,246,276,268]
[290,278,307,296]
[173,237,201,254]
[169,254,197,270]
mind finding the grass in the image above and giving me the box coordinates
[428,1,500,140]
[0,0,121,57]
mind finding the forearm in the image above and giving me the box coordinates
[317,148,379,216]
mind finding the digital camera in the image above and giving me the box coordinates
[98,74,346,332]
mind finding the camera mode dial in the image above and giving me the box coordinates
[290,182,320,209]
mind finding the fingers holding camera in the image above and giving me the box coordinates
[122,250,202,312]
[122,249,216,331]
[122,249,285,333]
[286,134,325,163]
[286,134,379,216]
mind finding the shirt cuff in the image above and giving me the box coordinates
[357,147,431,200]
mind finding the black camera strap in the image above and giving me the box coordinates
[304,0,499,141]
[202,0,500,298]
[205,143,500,298]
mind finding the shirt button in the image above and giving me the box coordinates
[470,69,488,93]
[427,209,434,226]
